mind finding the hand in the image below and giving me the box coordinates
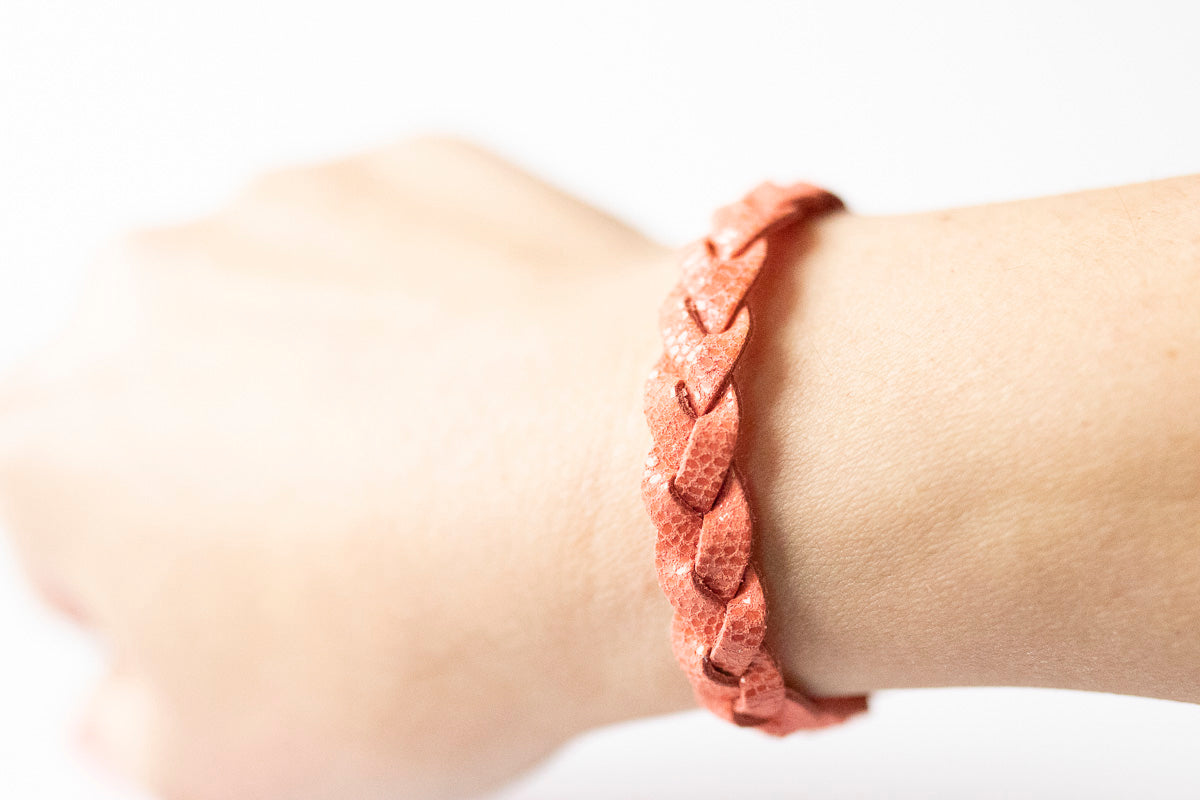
[0,138,694,799]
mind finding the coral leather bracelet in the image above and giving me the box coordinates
[640,182,870,736]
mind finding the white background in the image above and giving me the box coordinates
[2,1,1200,797]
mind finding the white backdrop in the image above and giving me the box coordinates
[2,1,1200,797]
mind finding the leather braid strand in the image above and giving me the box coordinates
[640,182,870,736]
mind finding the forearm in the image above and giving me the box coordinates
[593,174,1200,722]
[746,174,1200,703]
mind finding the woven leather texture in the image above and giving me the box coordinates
[641,182,870,736]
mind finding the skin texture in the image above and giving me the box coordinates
[0,137,1197,798]
[738,175,1200,703]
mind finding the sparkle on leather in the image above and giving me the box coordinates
[641,182,870,736]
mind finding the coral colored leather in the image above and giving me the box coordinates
[641,182,870,736]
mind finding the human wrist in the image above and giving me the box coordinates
[738,180,1200,704]
[735,205,1001,698]
[570,175,1200,733]
[548,251,698,728]
[734,208,901,699]
[577,203,953,722]
[576,199,878,729]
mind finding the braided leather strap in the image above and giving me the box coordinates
[640,182,869,736]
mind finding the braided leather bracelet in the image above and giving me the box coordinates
[640,182,870,736]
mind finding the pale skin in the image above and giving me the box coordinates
[0,137,1196,799]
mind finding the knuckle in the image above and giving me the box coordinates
[100,219,221,275]
[105,225,191,268]
[236,158,362,208]
[390,133,491,161]
[352,133,502,185]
